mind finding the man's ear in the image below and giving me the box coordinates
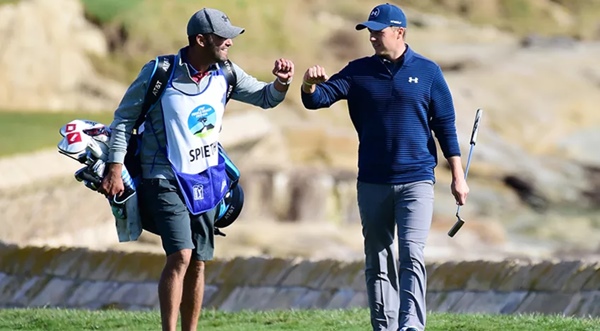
[396,28,403,40]
[196,34,205,47]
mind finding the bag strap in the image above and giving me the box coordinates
[134,54,176,132]
[218,59,237,103]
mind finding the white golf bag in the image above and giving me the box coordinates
[57,119,142,242]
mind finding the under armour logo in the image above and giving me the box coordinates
[370,8,380,17]
[221,15,230,23]
[408,77,419,83]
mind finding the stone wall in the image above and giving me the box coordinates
[0,244,598,316]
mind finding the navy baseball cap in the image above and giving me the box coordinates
[355,3,407,31]
[187,8,245,39]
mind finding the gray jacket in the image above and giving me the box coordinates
[107,49,287,179]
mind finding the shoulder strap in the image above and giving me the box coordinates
[134,54,176,131]
[217,59,237,103]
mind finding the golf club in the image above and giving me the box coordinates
[448,108,482,237]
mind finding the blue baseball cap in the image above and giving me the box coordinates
[355,3,407,31]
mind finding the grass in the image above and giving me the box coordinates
[80,0,144,23]
[0,308,598,331]
[0,111,114,157]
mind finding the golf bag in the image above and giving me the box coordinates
[57,119,142,242]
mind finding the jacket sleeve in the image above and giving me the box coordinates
[230,62,287,109]
[107,61,155,164]
[429,66,461,158]
[300,65,352,110]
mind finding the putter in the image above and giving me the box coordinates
[448,108,482,238]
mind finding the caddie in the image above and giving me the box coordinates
[98,7,295,331]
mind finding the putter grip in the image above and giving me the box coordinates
[470,108,482,145]
[448,219,465,237]
[75,170,101,186]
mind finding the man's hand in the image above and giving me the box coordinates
[272,58,294,90]
[447,156,470,205]
[451,177,469,206]
[302,65,329,93]
[98,163,125,197]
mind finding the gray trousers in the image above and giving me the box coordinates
[357,180,434,331]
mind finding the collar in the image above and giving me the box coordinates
[375,44,413,66]
[178,46,214,82]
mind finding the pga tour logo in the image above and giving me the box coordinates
[193,184,204,200]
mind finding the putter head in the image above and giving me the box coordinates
[448,212,465,237]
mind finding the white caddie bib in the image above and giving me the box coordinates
[160,69,230,215]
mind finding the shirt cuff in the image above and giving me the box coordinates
[268,82,286,101]
[107,150,127,164]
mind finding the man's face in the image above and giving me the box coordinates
[368,27,403,56]
[203,34,232,62]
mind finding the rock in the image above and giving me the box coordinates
[220,111,274,150]
[520,34,578,49]
[0,0,124,111]
[557,127,600,166]
[1,0,600,262]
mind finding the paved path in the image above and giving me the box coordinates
[0,149,81,191]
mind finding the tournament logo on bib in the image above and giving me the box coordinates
[188,104,217,138]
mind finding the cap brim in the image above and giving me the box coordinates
[355,21,388,31]
[215,26,245,39]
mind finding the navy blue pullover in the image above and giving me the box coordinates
[302,46,460,184]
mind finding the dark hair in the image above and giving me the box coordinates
[188,34,215,47]
[188,35,197,47]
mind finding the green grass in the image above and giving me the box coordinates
[0,111,114,157]
[0,308,598,331]
[80,0,144,23]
